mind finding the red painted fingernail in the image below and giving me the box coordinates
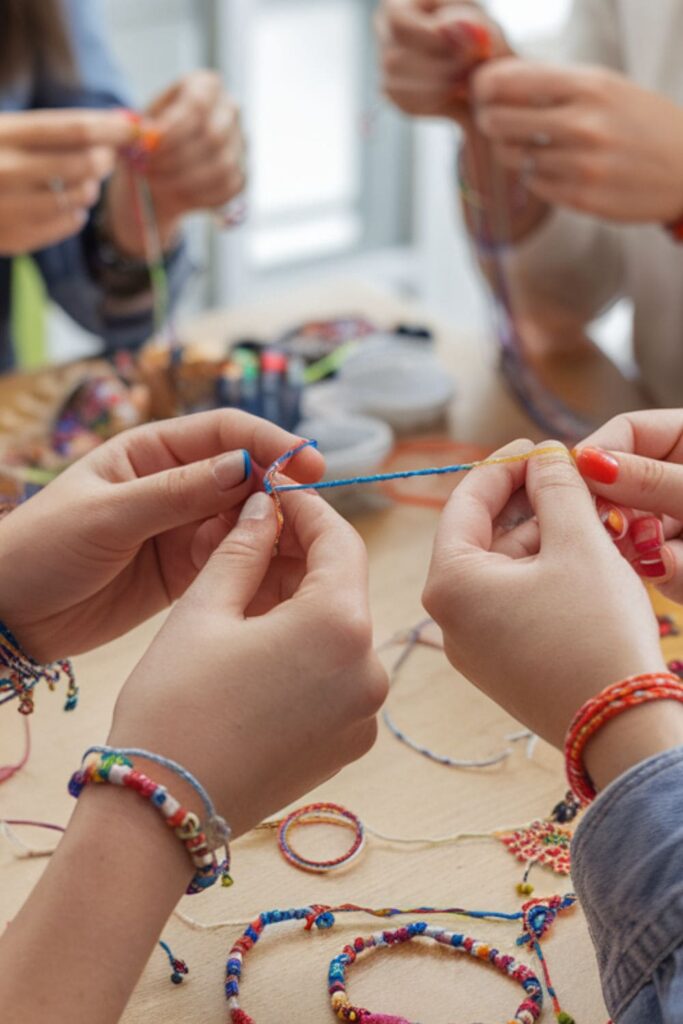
[574,447,620,485]
[596,499,628,541]
[122,109,142,125]
[442,21,492,59]
[630,516,664,555]
[635,557,668,580]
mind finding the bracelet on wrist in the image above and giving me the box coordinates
[69,748,232,894]
[0,620,77,716]
[564,672,683,806]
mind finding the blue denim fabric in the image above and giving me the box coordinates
[572,745,683,1022]
[0,0,189,369]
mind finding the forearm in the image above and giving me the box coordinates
[0,785,191,1024]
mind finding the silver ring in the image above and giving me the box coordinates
[530,131,552,148]
[48,176,69,212]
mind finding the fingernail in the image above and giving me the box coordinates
[213,449,251,490]
[635,556,668,580]
[630,516,664,555]
[597,500,628,541]
[459,21,493,56]
[239,492,272,521]
[574,447,620,484]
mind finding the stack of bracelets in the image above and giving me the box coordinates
[0,620,77,716]
[68,746,232,895]
[565,671,683,806]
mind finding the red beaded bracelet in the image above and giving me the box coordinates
[564,672,683,806]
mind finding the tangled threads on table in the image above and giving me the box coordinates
[328,924,544,1024]
[0,621,77,716]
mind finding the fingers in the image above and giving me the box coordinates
[0,208,89,255]
[431,439,533,560]
[380,0,458,56]
[192,492,278,616]
[0,179,101,221]
[106,410,325,482]
[576,447,683,522]
[579,409,683,462]
[0,109,136,150]
[0,145,115,188]
[524,442,602,550]
[472,58,585,108]
[110,449,253,543]
[151,71,224,153]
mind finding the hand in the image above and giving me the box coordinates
[108,487,388,834]
[0,109,134,255]
[472,58,683,222]
[574,410,683,600]
[423,440,666,752]
[105,71,246,257]
[377,0,510,124]
[0,411,323,663]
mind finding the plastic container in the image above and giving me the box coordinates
[337,346,454,433]
[295,414,394,512]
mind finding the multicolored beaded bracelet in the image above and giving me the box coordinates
[277,802,365,873]
[0,620,77,716]
[565,672,683,805]
[328,923,544,1024]
[68,751,232,894]
[223,896,578,1024]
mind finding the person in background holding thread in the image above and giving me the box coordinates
[377,0,683,406]
[424,411,683,1023]
[0,0,245,371]
[0,408,388,1024]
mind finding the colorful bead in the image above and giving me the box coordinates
[0,620,77,716]
[68,752,231,896]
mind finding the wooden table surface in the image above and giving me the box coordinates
[0,280,665,1023]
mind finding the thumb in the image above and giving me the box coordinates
[191,492,277,615]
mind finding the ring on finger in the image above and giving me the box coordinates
[48,176,70,212]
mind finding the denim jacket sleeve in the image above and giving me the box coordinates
[31,0,189,350]
[571,745,683,1022]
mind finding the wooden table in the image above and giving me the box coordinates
[0,280,663,1023]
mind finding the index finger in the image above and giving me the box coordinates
[382,0,460,56]
[153,72,223,151]
[100,410,325,484]
[472,57,583,107]
[432,439,534,560]
[0,109,136,150]
[525,441,602,550]
[280,489,369,602]
[580,409,683,463]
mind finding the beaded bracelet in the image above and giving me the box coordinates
[68,751,232,894]
[565,672,683,805]
[223,896,577,1024]
[0,620,77,716]
[328,923,544,1024]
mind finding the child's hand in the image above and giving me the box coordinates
[423,441,666,750]
[0,411,323,663]
[575,410,683,601]
[108,488,387,834]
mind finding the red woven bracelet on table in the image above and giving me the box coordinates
[565,672,683,806]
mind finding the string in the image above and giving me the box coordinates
[271,443,572,495]
[381,618,536,770]
[0,717,31,784]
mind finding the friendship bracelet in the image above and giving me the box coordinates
[0,621,77,716]
[68,752,232,894]
[565,672,683,805]
[328,923,544,1024]
[223,896,577,1024]
[276,803,365,873]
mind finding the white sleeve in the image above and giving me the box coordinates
[503,0,626,323]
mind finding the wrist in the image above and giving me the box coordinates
[583,700,683,793]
